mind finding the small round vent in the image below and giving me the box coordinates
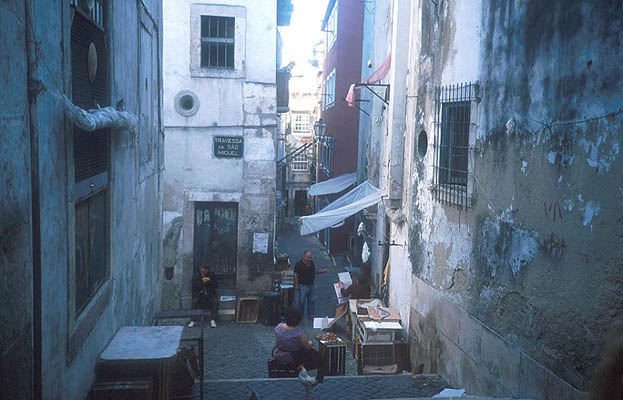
[174,90,199,117]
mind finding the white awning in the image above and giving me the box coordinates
[308,172,356,196]
[300,181,382,235]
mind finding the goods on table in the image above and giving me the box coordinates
[316,332,343,345]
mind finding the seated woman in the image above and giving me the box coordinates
[273,307,325,385]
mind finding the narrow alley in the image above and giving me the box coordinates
[1,1,622,399]
[180,224,448,399]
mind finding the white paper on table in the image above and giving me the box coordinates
[313,317,334,329]
[333,283,348,304]
[337,272,352,289]
[363,320,402,330]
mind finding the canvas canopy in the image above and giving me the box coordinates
[300,181,382,235]
[308,172,356,196]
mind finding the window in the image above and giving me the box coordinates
[324,2,338,52]
[292,113,310,133]
[70,2,110,316]
[316,136,335,176]
[201,16,235,68]
[433,82,479,208]
[74,190,108,313]
[322,70,336,110]
[292,152,308,172]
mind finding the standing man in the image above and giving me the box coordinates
[294,250,328,320]
[189,265,219,328]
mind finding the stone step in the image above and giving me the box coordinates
[201,374,451,400]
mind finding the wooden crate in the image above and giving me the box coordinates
[236,297,260,323]
[394,340,410,372]
[356,342,395,375]
[357,319,398,343]
[318,340,346,376]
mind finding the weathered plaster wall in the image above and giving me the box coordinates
[0,1,33,398]
[399,0,622,398]
[356,0,392,294]
[0,2,164,399]
[162,0,277,299]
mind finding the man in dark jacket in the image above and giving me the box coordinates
[189,265,218,328]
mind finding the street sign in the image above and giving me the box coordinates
[213,136,243,158]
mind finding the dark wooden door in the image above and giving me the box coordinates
[193,202,238,281]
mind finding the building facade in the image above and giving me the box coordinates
[319,0,364,253]
[162,0,286,302]
[0,1,164,398]
[283,88,319,218]
[353,0,622,398]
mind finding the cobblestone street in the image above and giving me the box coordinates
[178,223,451,398]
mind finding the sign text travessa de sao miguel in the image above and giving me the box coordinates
[213,136,243,158]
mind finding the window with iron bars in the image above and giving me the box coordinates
[432,82,479,208]
[293,113,311,133]
[201,16,235,68]
[291,152,308,172]
[317,136,335,176]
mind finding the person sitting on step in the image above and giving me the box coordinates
[188,265,218,328]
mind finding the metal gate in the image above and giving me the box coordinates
[193,202,238,279]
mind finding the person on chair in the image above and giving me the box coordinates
[189,265,218,328]
[273,307,325,386]
[337,272,371,299]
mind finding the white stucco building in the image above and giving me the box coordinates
[162,0,291,303]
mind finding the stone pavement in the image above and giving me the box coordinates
[183,223,359,380]
[175,223,452,398]
[203,374,448,400]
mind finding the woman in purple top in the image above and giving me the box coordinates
[273,307,325,384]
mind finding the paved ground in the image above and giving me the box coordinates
[203,374,448,400]
[168,223,450,398]
[179,223,358,379]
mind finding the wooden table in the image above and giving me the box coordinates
[97,326,184,400]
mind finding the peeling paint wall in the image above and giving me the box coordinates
[1,2,165,399]
[162,0,277,300]
[394,0,622,398]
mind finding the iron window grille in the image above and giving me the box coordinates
[201,16,235,69]
[432,82,479,208]
[316,136,335,176]
[70,0,110,316]
[293,113,311,133]
[291,152,309,172]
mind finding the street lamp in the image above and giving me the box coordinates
[314,118,328,136]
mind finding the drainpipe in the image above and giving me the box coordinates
[25,1,42,398]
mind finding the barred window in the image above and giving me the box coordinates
[292,152,308,172]
[201,16,235,68]
[433,82,479,208]
[293,114,311,133]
